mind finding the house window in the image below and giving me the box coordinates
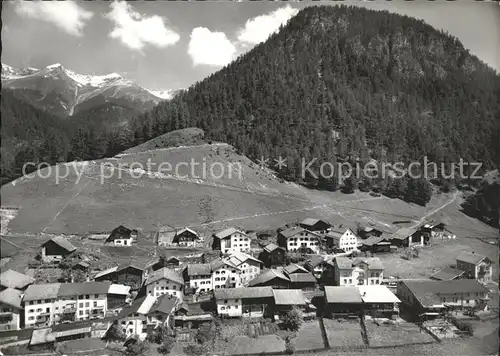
[79,311,83,316]
[95,294,99,298]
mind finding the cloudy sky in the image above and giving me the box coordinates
[2,0,499,91]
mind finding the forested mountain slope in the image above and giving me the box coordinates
[125,5,499,183]
[461,170,500,229]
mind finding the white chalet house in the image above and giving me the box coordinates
[115,295,154,339]
[333,257,384,286]
[226,252,263,285]
[184,260,242,293]
[104,225,137,247]
[23,283,62,327]
[212,228,250,254]
[115,294,180,339]
[145,267,184,302]
[325,228,359,252]
[23,282,113,327]
[0,288,23,331]
[277,227,321,253]
[56,282,110,322]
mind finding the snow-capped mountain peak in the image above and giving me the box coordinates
[64,68,124,88]
[148,88,183,100]
[2,63,39,78]
[46,63,63,69]
[2,62,170,117]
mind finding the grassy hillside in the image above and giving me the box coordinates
[123,127,206,153]
[1,143,497,240]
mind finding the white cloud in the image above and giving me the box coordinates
[14,0,93,37]
[237,5,299,46]
[105,1,180,51]
[188,27,237,67]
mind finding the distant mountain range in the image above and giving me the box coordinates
[1,63,181,117]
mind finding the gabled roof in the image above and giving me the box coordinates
[263,243,283,253]
[157,231,176,245]
[0,288,23,309]
[358,285,400,304]
[30,328,55,346]
[304,256,325,269]
[227,252,262,266]
[53,327,91,339]
[176,227,199,237]
[390,226,419,240]
[24,283,61,301]
[300,218,331,228]
[186,263,212,276]
[146,267,184,285]
[430,267,465,281]
[402,280,489,308]
[283,263,309,275]
[456,251,490,265]
[116,295,157,319]
[148,294,178,315]
[273,289,306,305]
[325,228,355,240]
[324,286,362,304]
[42,236,76,253]
[58,282,111,297]
[361,236,390,247]
[288,273,317,284]
[279,226,312,238]
[94,266,119,279]
[93,264,143,279]
[211,259,240,271]
[106,225,136,242]
[248,269,289,287]
[213,227,244,240]
[108,284,131,295]
[0,269,35,290]
[335,257,383,270]
[214,286,274,300]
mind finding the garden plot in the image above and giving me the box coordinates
[323,318,366,349]
[292,320,326,351]
[365,320,435,347]
[224,334,285,355]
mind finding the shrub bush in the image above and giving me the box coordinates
[282,308,303,331]
[449,314,474,336]
[285,336,295,355]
